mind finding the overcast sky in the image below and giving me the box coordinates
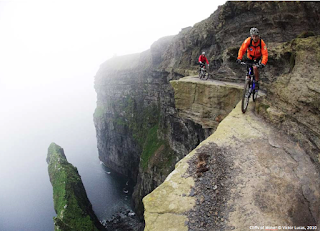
[0,0,226,162]
[0,0,226,86]
[0,0,226,142]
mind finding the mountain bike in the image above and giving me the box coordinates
[199,63,208,80]
[240,62,259,113]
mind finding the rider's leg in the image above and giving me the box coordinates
[246,65,250,79]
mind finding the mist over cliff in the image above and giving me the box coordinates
[93,1,320,229]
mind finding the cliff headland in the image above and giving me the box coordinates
[46,1,320,230]
[94,3,320,228]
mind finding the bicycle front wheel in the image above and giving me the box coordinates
[241,80,251,113]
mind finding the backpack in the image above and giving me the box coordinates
[248,38,262,60]
[250,37,261,48]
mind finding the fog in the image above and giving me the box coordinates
[0,0,225,230]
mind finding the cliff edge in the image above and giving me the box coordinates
[47,143,106,231]
[143,101,320,230]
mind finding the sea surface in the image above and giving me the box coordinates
[0,76,133,231]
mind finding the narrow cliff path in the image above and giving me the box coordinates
[143,100,320,231]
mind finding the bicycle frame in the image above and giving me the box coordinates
[199,63,208,80]
[240,62,258,113]
[246,65,256,92]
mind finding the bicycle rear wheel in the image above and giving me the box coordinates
[241,80,251,113]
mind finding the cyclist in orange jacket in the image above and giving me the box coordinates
[236,28,268,89]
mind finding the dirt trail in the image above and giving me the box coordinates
[143,101,320,231]
[191,102,320,230]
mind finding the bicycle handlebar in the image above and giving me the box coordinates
[240,62,262,68]
[240,61,256,66]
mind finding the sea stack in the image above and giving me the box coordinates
[47,143,106,231]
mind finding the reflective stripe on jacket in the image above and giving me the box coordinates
[237,37,268,65]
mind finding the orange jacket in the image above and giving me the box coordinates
[237,37,268,65]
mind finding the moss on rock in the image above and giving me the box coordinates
[47,143,106,231]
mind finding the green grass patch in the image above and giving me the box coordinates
[140,125,165,170]
[109,95,175,172]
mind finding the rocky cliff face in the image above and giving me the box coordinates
[94,40,218,217]
[142,34,320,230]
[256,35,320,170]
[47,143,106,231]
[93,1,320,223]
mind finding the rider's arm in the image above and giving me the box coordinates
[261,39,268,65]
[205,56,209,65]
[237,37,251,60]
[198,55,202,63]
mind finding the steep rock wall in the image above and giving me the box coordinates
[93,1,320,222]
[256,35,320,169]
[94,45,212,217]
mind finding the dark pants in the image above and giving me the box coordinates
[199,63,206,71]
[245,58,261,82]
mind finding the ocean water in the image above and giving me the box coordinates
[0,147,133,231]
[0,77,133,231]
